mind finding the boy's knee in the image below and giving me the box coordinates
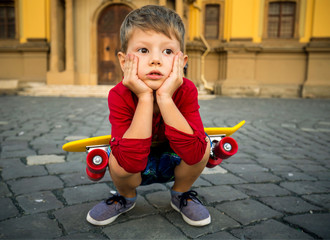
[182,141,211,166]
[201,141,211,163]
[109,154,144,177]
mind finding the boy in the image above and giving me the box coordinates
[87,5,211,227]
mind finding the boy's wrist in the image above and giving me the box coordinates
[137,92,154,102]
[156,92,172,105]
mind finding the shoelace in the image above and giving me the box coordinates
[105,195,127,208]
[178,190,203,210]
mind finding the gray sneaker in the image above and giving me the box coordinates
[171,190,211,226]
[86,194,136,226]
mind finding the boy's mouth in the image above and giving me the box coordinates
[147,71,163,80]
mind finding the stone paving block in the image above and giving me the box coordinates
[237,171,282,183]
[137,183,168,195]
[199,231,239,239]
[275,171,317,181]
[60,172,91,187]
[30,137,64,149]
[294,164,329,172]
[8,175,64,195]
[230,219,313,239]
[202,165,228,174]
[126,195,158,219]
[1,141,28,152]
[222,163,269,173]
[290,158,321,165]
[60,172,96,187]
[65,151,86,162]
[53,202,99,234]
[224,157,257,165]
[255,155,291,165]
[62,183,111,205]
[201,173,247,185]
[284,213,330,239]
[234,183,291,197]
[197,185,248,204]
[60,171,112,187]
[0,149,36,159]
[145,190,173,212]
[38,145,64,155]
[0,182,11,197]
[0,158,47,180]
[0,213,62,239]
[302,194,330,209]
[280,181,329,195]
[268,164,301,172]
[64,135,89,141]
[307,171,330,181]
[16,191,64,214]
[103,215,186,239]
[259,196,323,214]
[216,199,282,225]
[166,207,240,239]
[46,161,85,174]
[56,232,108,239]
[26,154,65,165]
[0,198,19,220]
[192,177,213,187]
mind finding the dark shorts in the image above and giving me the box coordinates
[141,143,181,185]
[108,142,182,185]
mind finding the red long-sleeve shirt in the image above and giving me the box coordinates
[108,78,207,173]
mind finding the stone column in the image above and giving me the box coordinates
[65,0,74,72]
[303,41,330,98]
[175,0,183,18]
[49,0,58,72]
[159,0,166,6]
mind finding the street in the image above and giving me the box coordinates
[0,95,329,239]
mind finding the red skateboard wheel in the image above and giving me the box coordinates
[86,149,109,174]
[86,167,106,181]
[213,137,238,160]
[206,157,223,168]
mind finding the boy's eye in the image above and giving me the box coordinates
[138,48,148,54]
[163,49,173,55]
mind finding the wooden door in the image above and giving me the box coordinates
[97,4,132,85]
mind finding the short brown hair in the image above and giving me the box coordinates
[120,5,185,53]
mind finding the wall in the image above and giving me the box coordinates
[0,0,49,83]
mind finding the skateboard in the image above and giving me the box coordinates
[63,120,245,181]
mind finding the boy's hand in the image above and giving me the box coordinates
[156,52,184,99]
[122,54,153,99]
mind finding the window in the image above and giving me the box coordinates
[0,0,16,39]
[204,4,220,39]
[267,1,296,38]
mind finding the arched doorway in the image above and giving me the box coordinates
[97,4,132,85]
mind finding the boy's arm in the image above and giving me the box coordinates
[156,54,208,165]
[122,54,153,139]
[109,54,153,173]
[156,52,193,135]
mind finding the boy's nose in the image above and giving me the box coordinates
[150,59,161,65]
[149,53,162,66]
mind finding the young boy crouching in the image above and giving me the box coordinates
[87,5,211,227]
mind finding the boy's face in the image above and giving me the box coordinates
[118,28,188,91]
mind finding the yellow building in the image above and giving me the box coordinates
[1,0,330,97]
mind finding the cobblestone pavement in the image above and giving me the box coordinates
[0,95,330,239]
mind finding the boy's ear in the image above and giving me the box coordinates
[183,54,188,67]
[117,52,126,72]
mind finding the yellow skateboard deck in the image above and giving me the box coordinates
[62,120,245,152]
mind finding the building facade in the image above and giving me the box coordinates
[1,0,330,97]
